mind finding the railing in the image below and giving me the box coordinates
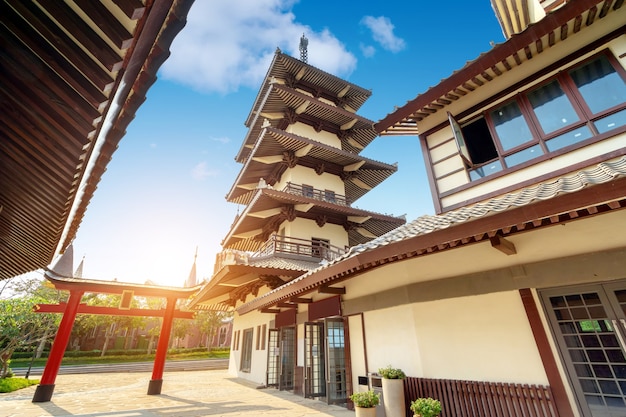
[282,182,349,206]
[404,377,559,417]
[254,235,345,262]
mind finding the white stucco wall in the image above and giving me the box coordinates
[281,217,349,250]
[228,310,271,386]
[362,291,547,385]
[363,304,422,377]
[276,165,345,196]
[286,122,341,148]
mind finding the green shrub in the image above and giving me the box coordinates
[410,397,442,417]
[350,390,380,408]
[378,365,406,379]
[0,377,39,393]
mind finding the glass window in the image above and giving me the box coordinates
[469,160,502,181]
[504,144,543,167]
[240,328,253,372]
[528,80,579,134]
[595,108,626,134]
[570,55,626,114]
[546,126,593,151]
[491,101,534,151]
[302,184,314,198]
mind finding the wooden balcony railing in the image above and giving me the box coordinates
[282,182,349,206]
[254,235,345,261]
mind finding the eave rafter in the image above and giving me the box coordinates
[376,0,624,136]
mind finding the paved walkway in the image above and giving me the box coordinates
[0,370,355,417]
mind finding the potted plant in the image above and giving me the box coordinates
[410,397,442,417]
[378,366,406,417]
[350,390,380,417]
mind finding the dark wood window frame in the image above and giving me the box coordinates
[450,50,626,183]
[240,328,254,373]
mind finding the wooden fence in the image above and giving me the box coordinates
[404,377,560,417]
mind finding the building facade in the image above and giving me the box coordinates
[193,1,626,416]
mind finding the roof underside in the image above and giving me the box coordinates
[227,127,398,204]
[0,0,194,280]
[223,188,405,252]
[376,0,623,135]
[237,82,377,163]
[237,156,626,314]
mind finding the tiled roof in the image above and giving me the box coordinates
[246,256,322,271]
[237,156,626,313]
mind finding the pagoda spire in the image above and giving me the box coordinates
[184,247,198,287]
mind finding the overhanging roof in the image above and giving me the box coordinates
[0,0,195,280]
[376,0,623,135]
[227,127,398,204]
[236,51,375,162]
[237,156,626,314]
[223,187,405,251]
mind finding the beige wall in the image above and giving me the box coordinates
[411,291,546,384]
[282,217,349,249]
[286,122,341,148]
[277,165,345,196]
[228,310,271,385]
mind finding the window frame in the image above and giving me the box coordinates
[453,50,626,182]
[240,328,254,373]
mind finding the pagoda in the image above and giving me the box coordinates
[191,46,405,311]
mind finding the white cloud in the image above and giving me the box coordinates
[360,16,406,53]
[360,43,376,58]
[211,136,231,144]
[191,161,218,180]
[161,0,356,94]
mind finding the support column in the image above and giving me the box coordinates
[147,297,177,395]
[519,288,575,417]
[33,290,84,402]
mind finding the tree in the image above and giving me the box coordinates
[0,275,61,378]
[195,311,231,351]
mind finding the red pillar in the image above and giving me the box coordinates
[32,289,84,402]
[147,297,177,395]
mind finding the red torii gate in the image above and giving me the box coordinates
[32,271,199,403]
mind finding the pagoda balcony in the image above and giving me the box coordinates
[254,234,346,262]
[282,182,349,206]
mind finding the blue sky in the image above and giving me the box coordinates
[70,0,505,286]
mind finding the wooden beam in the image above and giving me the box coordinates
[276,302,297,308]
[260,308,281,314]
[319,286,346,295]
[35,303,195,319]
[290,297,313,303]
[490,235,517,255]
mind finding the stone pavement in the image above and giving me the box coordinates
[0,370,355,417]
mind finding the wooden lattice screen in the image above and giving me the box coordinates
[403,377,560,417]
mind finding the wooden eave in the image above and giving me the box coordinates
[376,0,623,135]
[226,127,397,204]
[237,175,626,314]
[188,261,313,311]
[0,0,195,280]
[244,51,371,127]
[44,270,200,299]
[236,82,376,163]
[223,188,405,252]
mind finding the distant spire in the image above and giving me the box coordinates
[74,255,85,278]
[184,247,198,287]
[299,33,308,63]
